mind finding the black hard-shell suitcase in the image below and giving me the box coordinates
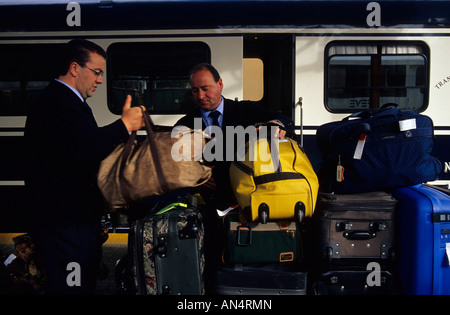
[313,269,396,295]
[127,196,205,295]
[313,191,397,267]
[209,263,307,295]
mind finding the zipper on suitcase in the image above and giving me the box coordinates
[134,217,148,295]
[153,210,179,295]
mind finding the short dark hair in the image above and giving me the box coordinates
[189,63,221,82]
[58,39,107,75]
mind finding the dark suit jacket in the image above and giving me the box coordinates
[175,98,294,209]
[24,80,130,226]
[176,98,293,132]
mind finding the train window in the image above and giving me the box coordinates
[243,58,264,101]
[325,42,429,113]
[107,42,210,115]
[0,44,63,116]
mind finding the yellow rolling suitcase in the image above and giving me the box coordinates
[229,131,319,224]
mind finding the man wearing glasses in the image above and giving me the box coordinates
[24,39,144,294]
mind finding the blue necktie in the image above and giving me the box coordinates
[208,110,221,128]
[208,110,221,155]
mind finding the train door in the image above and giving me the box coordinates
[243,34,295,119]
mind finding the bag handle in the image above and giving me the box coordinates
[118,129,137,204]
[343,103,399,121]
[255,122,282,173]
[372,103,400,119]
[140,107,169,193]
[118,107,169,203]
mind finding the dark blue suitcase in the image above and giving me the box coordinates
[392,184,450,295]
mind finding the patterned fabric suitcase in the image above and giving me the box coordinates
[313,191,397,267]
[127,198,205,295]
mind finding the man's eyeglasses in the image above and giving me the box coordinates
[83,65,104,78]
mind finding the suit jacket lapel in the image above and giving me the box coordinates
[221,98,234,128]
[193,107,206,130]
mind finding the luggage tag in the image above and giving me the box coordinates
[399,118,416,132]
[353,133,367,160]
[336,155,344,183]
[216,205,238,217]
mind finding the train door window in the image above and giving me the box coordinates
[0,44,63,116]
[325,42,429,113]
[244,34,294,118]
[243,58,264,101]
[107,42,210,115]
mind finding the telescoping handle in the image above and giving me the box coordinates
[296,97,303,148]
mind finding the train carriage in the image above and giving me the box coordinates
[0,0,449,232]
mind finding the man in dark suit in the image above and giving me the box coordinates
[176,63,294,209]
[175,64,294,282]
[24,39,144,294]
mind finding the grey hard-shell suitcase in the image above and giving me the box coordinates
[313,191,397,266]
[127,197,205,295]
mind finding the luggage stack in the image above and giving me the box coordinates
[313,104,445,295]
[311,191,397,295]
[115,104,450,295]
[208,209,308,295]
[207,133,317,295]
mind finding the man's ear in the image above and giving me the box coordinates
[68,61,79,77]
[218,78,223,91]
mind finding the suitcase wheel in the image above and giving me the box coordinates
[295,201,305,224]
[324,247,333,263]
[258,203,269,224]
